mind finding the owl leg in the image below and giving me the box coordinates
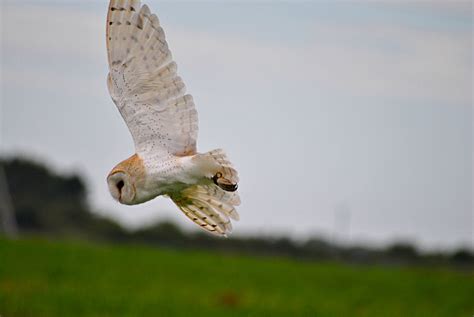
[193,149,239,192]
[212,172,238,192]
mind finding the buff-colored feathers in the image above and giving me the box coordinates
[171,184,240,236]
[108,154,146,180]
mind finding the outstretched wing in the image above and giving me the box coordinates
[171,184,240,236]
[106,0,198,158]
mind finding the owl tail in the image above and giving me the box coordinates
[170,184,240,236]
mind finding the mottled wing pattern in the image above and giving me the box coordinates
[171,184,240,236]
[106,0,198,158]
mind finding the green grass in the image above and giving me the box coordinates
[0,238,473,317]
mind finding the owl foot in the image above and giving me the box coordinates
[212,172,238,192]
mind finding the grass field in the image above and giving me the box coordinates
[0,238,473,317]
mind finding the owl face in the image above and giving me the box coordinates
[107,170,136,205]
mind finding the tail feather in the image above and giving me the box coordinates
[171,184,240,236]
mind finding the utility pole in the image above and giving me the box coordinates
[0,164,18,238]
[0,2,17,238]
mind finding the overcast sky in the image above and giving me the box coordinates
[1,1,472,250]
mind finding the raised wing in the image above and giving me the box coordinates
[106,0,198,158]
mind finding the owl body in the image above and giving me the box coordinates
[108,153,210,204]
[105,0,240,235]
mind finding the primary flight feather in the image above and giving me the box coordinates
[105,0,240,236]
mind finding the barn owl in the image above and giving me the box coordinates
[105,0,240,236]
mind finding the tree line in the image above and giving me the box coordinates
[0,156,472,267]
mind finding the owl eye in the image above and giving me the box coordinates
[116,180,125,191]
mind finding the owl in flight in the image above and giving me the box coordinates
[105,0,240,236]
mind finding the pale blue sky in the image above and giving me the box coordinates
[1,1,472,250]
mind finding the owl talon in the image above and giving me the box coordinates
[212,173,238,192]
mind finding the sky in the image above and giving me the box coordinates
[1,1,472,250]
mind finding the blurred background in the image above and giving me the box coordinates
[0,1,473,316]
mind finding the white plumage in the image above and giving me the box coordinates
[105,0,240,236]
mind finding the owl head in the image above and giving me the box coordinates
[107,154,146,205]
[107,170,136,204]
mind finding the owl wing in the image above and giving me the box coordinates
[106,0,198,158]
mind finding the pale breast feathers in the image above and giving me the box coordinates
[106,0,198,158]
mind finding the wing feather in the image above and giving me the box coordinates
[171,184,240,236]
[106,0,198,158]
